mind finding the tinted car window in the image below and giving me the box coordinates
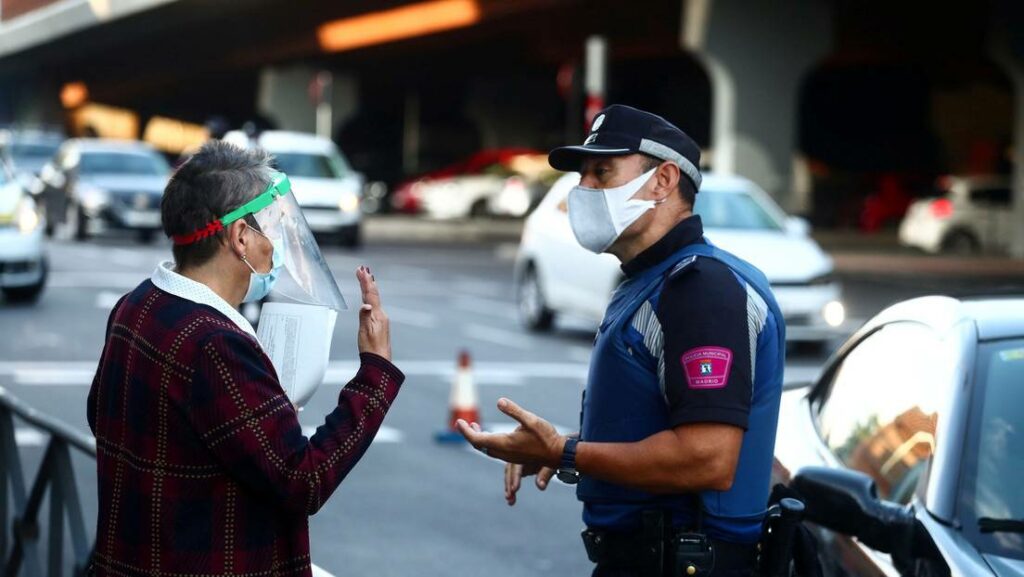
[79,152,169,176]
[694,191,783,231]
[817,323,947,503]
[961,339,1024,560]
[969,187,1011,206]
[273,152,348,179]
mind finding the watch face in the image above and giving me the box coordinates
[557,469,580,485]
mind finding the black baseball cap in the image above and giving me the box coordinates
[549,104,703,190]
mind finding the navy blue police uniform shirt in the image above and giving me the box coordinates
[621,217,752,431]
[579,214,783,544]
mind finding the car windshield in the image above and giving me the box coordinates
[10,141,60,162]
[962,338,1024,560]
[694,190,784,231]
[272,152,349,179]
[79,151,169,176]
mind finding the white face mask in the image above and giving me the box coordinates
[568,168,659,254]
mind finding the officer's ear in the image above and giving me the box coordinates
[653,161,681,202]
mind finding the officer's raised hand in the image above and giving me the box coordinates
[457,398,565,470]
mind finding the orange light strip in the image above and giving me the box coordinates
[317,0,481,53]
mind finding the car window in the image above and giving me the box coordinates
[10,142,60,162]
[969,187,1011,206]
[272,152,349,179]
[962,339,1024,560]
[79,152,169,176]
[694,191,783,231]
[816,322,947,503]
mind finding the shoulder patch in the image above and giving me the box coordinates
[681,346,733,389]
[667,255,699,280]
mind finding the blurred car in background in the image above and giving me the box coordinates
[515,172,847,343]
[899,175,1014,255]
[39,139,171,242]
[391,148,552,219]
[0,160,46,303]
[774,296,1024,577]
[0,129,64,189]
[225,130,364,247]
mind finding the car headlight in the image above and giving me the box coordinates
[338,192,360,213]
[78,186,110,213]
[17,196,40,234]
[822,300,845,328]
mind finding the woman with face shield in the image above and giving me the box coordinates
[86,141,403,577]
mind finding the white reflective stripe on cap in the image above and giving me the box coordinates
[638,138,702,189]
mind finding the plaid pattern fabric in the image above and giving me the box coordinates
[87,280,404,577]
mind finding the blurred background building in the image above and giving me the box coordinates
[1,0,1022,253]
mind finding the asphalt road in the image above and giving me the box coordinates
[1,233,1019,577]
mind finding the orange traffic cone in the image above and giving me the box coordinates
[435,350,480,443]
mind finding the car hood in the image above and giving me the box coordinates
[0,182,23,215]
[984,554,1024,577]
[703,229,833,283]
[289,176,360,208]
[82,174,167,194]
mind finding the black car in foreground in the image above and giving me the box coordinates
[773,296,1024,576]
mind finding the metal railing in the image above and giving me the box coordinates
[0,385,95,577]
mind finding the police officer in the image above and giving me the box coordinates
[458,105,785,577]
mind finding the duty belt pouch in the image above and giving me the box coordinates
[672,532,714,577]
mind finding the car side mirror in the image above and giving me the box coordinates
[786,216,811,236]
[792,466,916,556]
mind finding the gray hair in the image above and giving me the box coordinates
[161,140,274,270]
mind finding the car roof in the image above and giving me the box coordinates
[867,295,1024,341]
[69,138,159,154]
[255,131,337,154]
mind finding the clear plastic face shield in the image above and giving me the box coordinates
[225,171,347,311]
[221,171,343,408]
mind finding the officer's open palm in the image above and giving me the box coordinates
[356,267,391,361]
[457,398,564,468]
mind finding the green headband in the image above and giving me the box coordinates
[220,171,292,226]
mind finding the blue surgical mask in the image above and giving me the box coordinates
[242,231,284,303]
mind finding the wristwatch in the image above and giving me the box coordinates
[556,437,581,485]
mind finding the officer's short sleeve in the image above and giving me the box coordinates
[656,258,753,430]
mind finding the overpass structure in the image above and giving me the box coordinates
[0,0,1022,255]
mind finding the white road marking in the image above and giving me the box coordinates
[95,291,125,311]
[462,324,534,350]
[301,425,403,444]
[384,306,439,329]
[311,563,335,577]
[108,248,152,267]
[451,296,518,321]
[13,367,96,386]
[14,428,47,447]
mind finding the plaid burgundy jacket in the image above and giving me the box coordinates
[87,280,404,577]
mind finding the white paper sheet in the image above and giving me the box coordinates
[256,302,338,408]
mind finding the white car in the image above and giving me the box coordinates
[899,175,1014,254]
[0,162,46,303]
[225,131,363,247]
[515,172,847,342]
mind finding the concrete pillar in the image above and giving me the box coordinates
[684,0,832,211]
[257,66,358,137]
[989,0,1024,258]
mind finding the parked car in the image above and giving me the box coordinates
[899,175,1014,255]
[774,295,1024,576]
[0,160,46,302]
[38,139,171,242]
[391,148,551,219]
[0,129,64,181]
[224,130,364,247]
[515,172,847,342]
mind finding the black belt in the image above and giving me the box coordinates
[582,527,759,576]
